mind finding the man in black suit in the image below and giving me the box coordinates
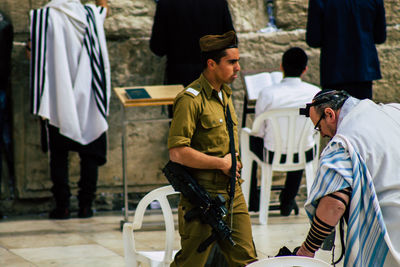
[150,0,235,87]
[306,0,386,99]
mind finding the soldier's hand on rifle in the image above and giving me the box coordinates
[221,153,241,179]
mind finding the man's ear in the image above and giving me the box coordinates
[207,59,216,69]
[301,66,308,76]
[324,107,336,123]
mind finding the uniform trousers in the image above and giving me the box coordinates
[171,179,257,267]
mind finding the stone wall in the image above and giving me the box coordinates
[1,0,399,214]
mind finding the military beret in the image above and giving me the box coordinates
[199,30,238,52]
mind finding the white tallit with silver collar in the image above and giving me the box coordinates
[305,98,400,266]
[30,0,110,145]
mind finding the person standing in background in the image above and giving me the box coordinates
[150,0,235,88]
[30,0,110,219]
[0,10,14,219]
[306,0,386,99]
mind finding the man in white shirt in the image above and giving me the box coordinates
[254,47,320,216]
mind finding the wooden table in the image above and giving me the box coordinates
[114,84,184,228]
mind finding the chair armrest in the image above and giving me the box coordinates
[242,127,252,134]
[123,222,138,267]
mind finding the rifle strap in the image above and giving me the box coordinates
[225,104,237,211]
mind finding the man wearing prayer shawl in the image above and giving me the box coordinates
[30,0,109,219]
[295,90,400,266]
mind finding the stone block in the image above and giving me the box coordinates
[229,0,268,32]
[0,0,31,34]
[104,0,156,38]
[274,0,308,31]
[374,26,400,103]
[385,0,400,26]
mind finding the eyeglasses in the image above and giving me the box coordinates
[314,113,325,131]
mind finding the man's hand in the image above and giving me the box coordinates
[95,0,109,16]
[296,244,315,258]
[95,0,108,8]
[221,153,241,179]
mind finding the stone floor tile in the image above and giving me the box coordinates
[0,233,91,249]
[0,219,64,233]
[0,247,33,267]
[10,244,118,263]
[35,255,125,267]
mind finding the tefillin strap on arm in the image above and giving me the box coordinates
[225,104,237,211]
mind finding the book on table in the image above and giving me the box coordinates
[125,88,151,100]
[118,84,184,106]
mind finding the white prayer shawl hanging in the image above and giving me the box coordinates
[30,0,110,145]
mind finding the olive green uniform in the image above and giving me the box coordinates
[168,74,257,266]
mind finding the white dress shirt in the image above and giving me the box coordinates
[255,77,320,152]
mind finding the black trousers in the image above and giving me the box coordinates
[248,162,303,211]
[48,125,106,209]
[248,136,312,211]
[323,81,373,100]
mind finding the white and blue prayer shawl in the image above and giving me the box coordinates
[30,0,110,145]
[306,140,388,266]
[305,98,400,267]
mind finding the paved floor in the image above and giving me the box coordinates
[0,207,342,266]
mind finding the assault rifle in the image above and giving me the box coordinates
[162,161,235,252]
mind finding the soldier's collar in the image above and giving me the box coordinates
[200,74,232,99]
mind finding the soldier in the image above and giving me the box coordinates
[168,31,257,266]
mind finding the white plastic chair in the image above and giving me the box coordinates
[240,108,320,225]
[123,185,179,267]
[246,256,331,266]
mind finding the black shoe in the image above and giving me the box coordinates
[280,200,299,216]
[78,207,93,218]
[49,207,70,219]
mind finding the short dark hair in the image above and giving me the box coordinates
[200,49,228,70]
[282,47,308,77]
[312,90,350,115]
[299,90,350,117]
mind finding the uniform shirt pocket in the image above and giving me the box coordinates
[200,114,224,129]
[194,113,226,150]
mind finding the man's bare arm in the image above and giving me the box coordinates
[169,146,241,178]
[297,191,350,257]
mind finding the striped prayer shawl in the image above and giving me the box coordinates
[305,140,388,267]
[83,5,107,119]
[29,1,110,145]
[30,5,108,118]
[30,7,50,115]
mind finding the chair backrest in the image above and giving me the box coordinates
[124,185,179,266]
[246,256,331,267]
[250,107,319,172]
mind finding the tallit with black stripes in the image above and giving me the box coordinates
[30,0,110,145]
